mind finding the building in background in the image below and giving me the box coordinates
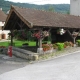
[70,0,80,16]
[0,8,10,39]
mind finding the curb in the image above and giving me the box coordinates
[29,50,80,64]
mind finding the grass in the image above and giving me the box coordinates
[0,40,36,47]
[0,40,51,47]
[0,42,9,47]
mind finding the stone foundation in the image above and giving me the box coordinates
[12,47,39,60]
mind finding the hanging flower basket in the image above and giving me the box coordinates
[57,28,66,35]
[43,31,49,37]
[32,30,49,39]
[32,31,41,39]
[72,32,78,37]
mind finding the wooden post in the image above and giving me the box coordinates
[67,30,73,39]
[39,29,42,48]
[73,37,76,44]
[11,30,13,46]
[37,29,43,53]
[39,38,42,48]
[36,39,38,47]
[67,30,76,44]
[72,32,78,44]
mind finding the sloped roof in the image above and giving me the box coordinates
[3,5,80,30]
[0,9,7,21]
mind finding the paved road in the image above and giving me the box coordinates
[0,54,28,74]
[0,51,80,80]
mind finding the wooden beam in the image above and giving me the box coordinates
[67,30,73,39]
[14,10,33,28]
[10,30,13,46]
[38,28,43,48]
[17,21,24,29]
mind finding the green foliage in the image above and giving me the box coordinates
[8,30,33,41]
[67,10,70,14]
[48,5,54,12]
[56,43,64,51]
[76,40,80,46]
[1,0,70,14]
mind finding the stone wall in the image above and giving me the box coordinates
[12,47,38,60]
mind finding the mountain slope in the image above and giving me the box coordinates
[0,0,70,14]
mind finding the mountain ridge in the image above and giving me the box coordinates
[0,0,70,14]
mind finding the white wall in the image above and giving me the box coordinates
[0,21,5,26]
[0,30,10,39]
[70,0,80,16]
[0,21,10,39]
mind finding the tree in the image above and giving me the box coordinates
[67,10,70,14]
[48,5,54,12]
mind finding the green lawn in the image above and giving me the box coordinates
[0,40,36,47]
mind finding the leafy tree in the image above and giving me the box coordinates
[67,10,70,14]
[48,5,54,12]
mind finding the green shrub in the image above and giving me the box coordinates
[56,43,64,51]
[76,40,80,46]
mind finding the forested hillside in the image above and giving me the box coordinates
[0,0,70,14]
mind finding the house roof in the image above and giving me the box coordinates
[0,9,7,22]
[3,5,80,30]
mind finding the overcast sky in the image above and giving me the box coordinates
[6,0,70,5]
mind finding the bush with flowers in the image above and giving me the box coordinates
[64,41,74,48]
[42,43,53,51]
[42,41,74,52]
[53,44,58,49]
[76,40,80,46]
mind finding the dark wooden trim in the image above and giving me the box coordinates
[67,30,73,39]
[13,9,33,28]
[10,30,13,46]
[17,21,24,29]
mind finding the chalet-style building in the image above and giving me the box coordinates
[0,8,10,39]
[3,5,80,50]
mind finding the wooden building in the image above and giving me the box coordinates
[0,8,9,39]
[3,5,80,50]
